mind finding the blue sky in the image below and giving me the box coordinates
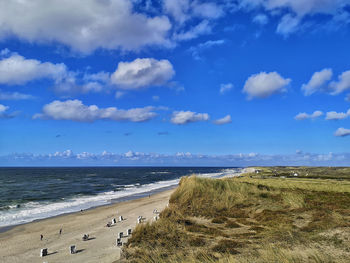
[0,0,350,166]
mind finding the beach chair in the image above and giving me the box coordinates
[82,234,89,241]
[40,248,48,257]
[118,232,123,238]
[70,245,76,254]
[116,238,122,246]
[112,218,117,224]
[127,228,132,236]
[118,215,123,222]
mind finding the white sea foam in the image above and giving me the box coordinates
[0,168,239,227]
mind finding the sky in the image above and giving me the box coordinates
[0,0,350,166]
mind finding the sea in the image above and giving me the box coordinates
[0,167,242,229]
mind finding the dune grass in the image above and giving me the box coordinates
[120,168,350,262]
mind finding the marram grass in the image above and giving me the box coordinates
[120,168,350,263]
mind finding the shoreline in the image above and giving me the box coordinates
[0,184,177,234]
[0,187,175,263]
[0,167,244,233]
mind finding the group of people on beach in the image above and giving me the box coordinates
[41,228,62,241]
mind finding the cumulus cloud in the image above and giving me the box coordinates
[0,53,177,95]
[329,70,350,95]
[0,51,110,95]
[294,110,323,120]
[0,90,35,100]
[111,58,175,90]
[171,110,209,124]
[33,99,157,122]
[243,72,291,99]
[334,127,350,137]
[325,110,349,120]
[0,0,172,54]
[220,83,233,94]
[0,53,67,85]
[213,115,232,125]
[302,68,333,96]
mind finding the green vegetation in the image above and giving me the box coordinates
[120,167,350,263]
[250,166,350,180]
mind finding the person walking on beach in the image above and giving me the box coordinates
[40,234,43,241]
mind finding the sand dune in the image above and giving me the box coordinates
[0,189,174,263]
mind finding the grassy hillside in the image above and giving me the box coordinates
[120,167,350,263]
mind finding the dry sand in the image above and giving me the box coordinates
[0,189,174,263]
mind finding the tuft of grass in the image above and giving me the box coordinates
[212,239,241,254]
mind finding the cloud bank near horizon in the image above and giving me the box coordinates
[1,150,348,167]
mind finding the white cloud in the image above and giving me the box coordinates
[263,0,348,17]
[243,71,291,99]
[0,0,171,54]
[0,104,8,113]
[53,149,74,158]
[4,150,350,166]
[33,99,157,122]
[173,20,212,41]
[220,83,233,94]
[171,110,209,124]
[192,2,224,19]
[334,127,350,137]
[253,14,269,25]
[294,110,323,120]
[302,68,333,96]
[0,51,110,95]
[163,0,223,25]
[0,104,16,118]
[276,14,300,36]
[329,70,350,95]
[188,39,225,60]
[214,115,232,125]
[111,58,175,90]
[241,0,350,36]
[163,0,190,24]
[325,110,349,120]
[0,90,35,100]
[0,54,67,85]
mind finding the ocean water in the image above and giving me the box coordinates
[0,167,241,228]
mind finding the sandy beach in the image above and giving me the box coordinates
[0,189,174,263]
